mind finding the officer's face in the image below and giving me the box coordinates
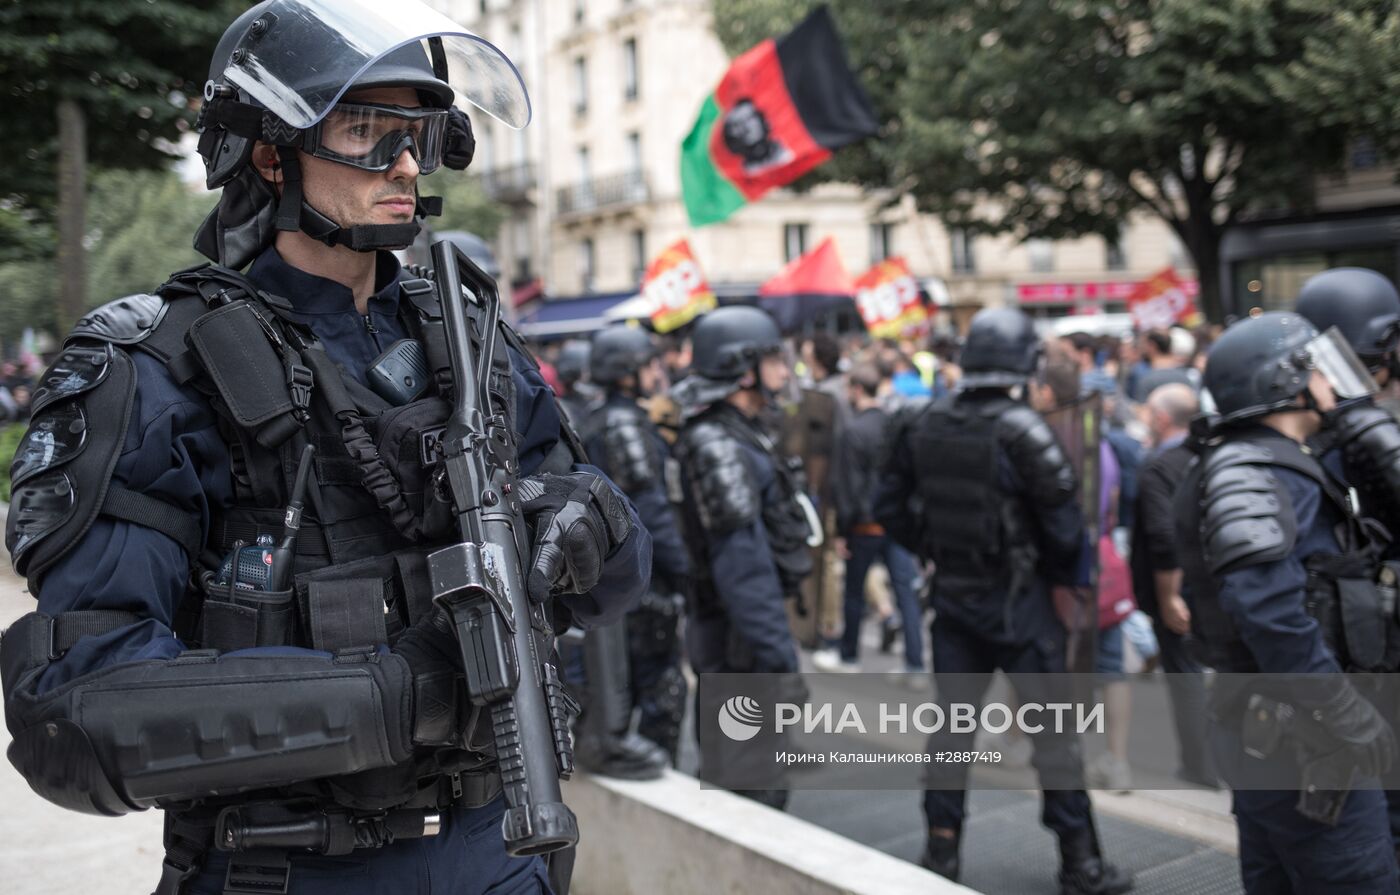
[258,87,423,228]
[637,356,667,397]
[758,354,792,395]
[1306,370,1338,414]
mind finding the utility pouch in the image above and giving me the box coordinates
[187,301,308,448]
[369,397,453,540]
[198,576,296,651]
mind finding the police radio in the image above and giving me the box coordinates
[214,444,315,592]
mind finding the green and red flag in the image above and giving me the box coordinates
[680,6,877,227]
[642,239,718,334]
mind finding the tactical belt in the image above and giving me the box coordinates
[154,771,502,895]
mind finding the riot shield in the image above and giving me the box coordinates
[1041,393,1102,674]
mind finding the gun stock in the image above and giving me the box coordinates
[426,239,579,857]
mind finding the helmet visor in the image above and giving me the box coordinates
[1308,327,1378,401]
[221,0,530,129]
[306,102,449,174]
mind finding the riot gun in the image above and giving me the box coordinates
[426,238,580,856]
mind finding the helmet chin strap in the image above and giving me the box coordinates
[273,146,440,253]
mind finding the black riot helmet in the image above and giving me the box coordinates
[1295,268,1400,372]
[958,307,1042,389]
[1204,312,1376,425]
[555,340,592,387]
[193,0,529,269]
[590,326,659,386]
[689,306,783,381]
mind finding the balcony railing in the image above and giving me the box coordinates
[476,162,536,203]
[556,170,650,215]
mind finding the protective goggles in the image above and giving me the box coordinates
[302,102,450,174]
[1299,326,1378,401]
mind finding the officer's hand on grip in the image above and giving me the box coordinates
[394,608,462,677]
[1314,679,1396,778]
[519,471,634,602]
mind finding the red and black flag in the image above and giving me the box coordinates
[680,6,877,226]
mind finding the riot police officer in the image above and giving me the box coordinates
[1297,268,1400,545]
[877,307,1132,894]
[1,3,651,893]
[583,326,692,764]
[1175,312,1398,894]
[672,306,813,809]
[553,339,599,432]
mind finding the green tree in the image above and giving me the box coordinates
[0,167,215,347]
[714,0,1380,319]
[433,173,509,239]
[0,0,240,330]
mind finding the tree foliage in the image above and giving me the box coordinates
[0,0,239,214]
[0,168,215,347]
[433,173,509,239]
[713,0,1383,318]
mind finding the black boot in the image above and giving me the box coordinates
[1058,827,1133,895]
[573,728,669,780]
[921,833,960,882]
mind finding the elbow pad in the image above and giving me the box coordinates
[997,405,1077,506]
[600,406,660,494]
[680,422,758,535]
[2,613,414,816]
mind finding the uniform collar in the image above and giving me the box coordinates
[246,246,403,317]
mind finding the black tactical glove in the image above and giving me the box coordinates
[443,107,476,171]
[393,609,462,745]
[519,471,634,602]
[1309,679,1396,778]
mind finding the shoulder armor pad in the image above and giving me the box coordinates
[1200,445,1296,576]
[996,404,1076,505]
[681,421,758,534]
[7,343,138,584]
[600,404,658,494]
[68,293,169,346]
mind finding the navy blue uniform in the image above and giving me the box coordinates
[21,248,651,894]
[877,394,1094,843]
[1198,465,1396,894]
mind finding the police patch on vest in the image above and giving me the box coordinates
[420,425,447,466]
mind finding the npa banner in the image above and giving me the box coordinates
[644,239,718,333]
[853,257,928,339]
[1127,267,1200,331]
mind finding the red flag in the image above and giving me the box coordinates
[1128,267,1201,331]
[853,257,928,339]
[758,237,856,333]
[642,239,717,334]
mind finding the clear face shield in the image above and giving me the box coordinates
[219,0,530,130]
[1307,326,1378,404]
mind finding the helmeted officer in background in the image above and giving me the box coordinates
[877,307,1132,894]
[1296,268,1400,547]
[1175,312,1398,894]
[553,340,598,431]
[1,3,652,893]
[584,326,692,764]
[672,306,814,810]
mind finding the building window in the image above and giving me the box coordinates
[1027,238,1054,273]
[625,132,641,174]
[1105,232,1127,271]
[478,0,487,16]
[632,228,647,284]
[950,228,976,274]
[784,223,809,262]
[623,38,639,101]
[869,222,894,264]
[580,238,596,293]
[573,0,585,25]
[576,146,591,183]
[573,57,588,115]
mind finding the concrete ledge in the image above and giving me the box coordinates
[565,770,974,895]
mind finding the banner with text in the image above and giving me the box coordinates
[853,257,928,340]
[1128,267,1200,331]
[644,239,718,334]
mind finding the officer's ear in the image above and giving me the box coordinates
[737,369,757,389]
[251,142,283,188]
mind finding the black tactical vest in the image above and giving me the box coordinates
[1177,428,1399,673]
[904,395,1036,597]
